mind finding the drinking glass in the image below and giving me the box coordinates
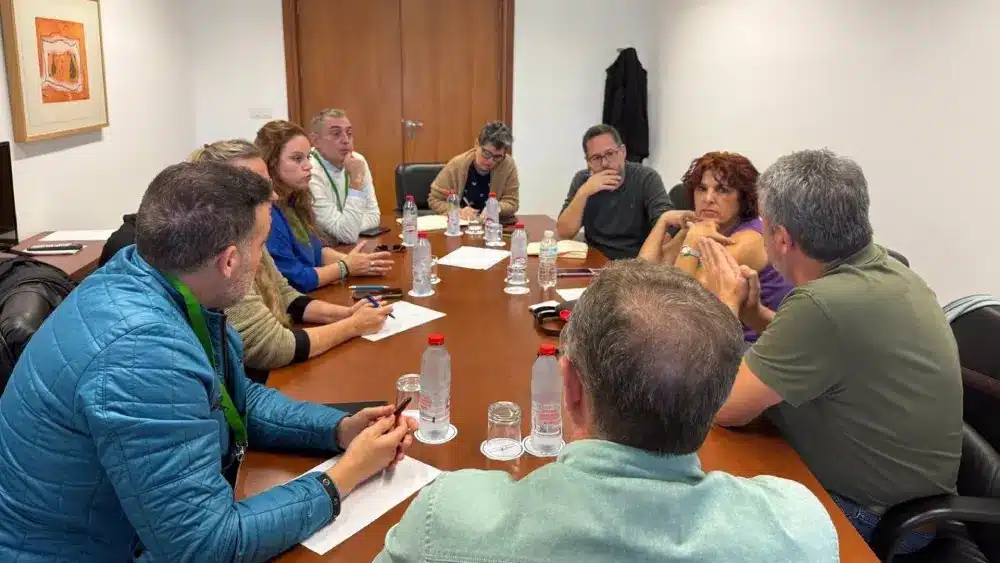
[395,374,421,420]
[481,401,523,460]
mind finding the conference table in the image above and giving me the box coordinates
[235,214,878,562]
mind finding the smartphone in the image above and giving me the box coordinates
[556,268,601,278]
[25,243,83,255]
[352,289,404,300]
[359,226,390,237]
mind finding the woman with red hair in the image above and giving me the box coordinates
[640,151,792,342]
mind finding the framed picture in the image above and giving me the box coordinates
[0,0,109,142]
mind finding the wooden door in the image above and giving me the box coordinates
[284,0,514,213]
[288,0,403,213]
[400,0,506,163]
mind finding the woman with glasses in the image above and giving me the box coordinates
[428,121,519,220]
[255,120,395,293]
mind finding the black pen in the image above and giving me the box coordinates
[383,397,413,481]
[365,295,395,319]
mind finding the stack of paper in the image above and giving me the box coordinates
[526,239,588,259]
[362,301,446,342]
[437,246,510,270]
[40,229,116,242]
[296,455,443,555]
[395,215,469,232]
[556,287,587,301]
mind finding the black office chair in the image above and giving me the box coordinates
[887,249,910,267]
[669,183,692,211]
[395,163,444,216]
[951,305,1000,452]
[871,424,998,563]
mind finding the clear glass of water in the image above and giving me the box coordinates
[395,374,421,420]
[429,255,440,285]
[466,217,484,237]
[482,401,523,460]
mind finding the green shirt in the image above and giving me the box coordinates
[376,439,838,563]
[747,243,962,508]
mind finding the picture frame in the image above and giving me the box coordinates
[0,0,109,143]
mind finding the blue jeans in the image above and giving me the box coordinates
[831,492,934,554]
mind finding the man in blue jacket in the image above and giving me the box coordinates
[0,162,416,562]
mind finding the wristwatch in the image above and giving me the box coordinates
[680,245,701,259]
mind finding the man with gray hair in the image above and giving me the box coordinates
[308,108,382,243]
[699,149,962,555]
[376,260,838,562]
[428,120,520,220]
[0,162,416,562]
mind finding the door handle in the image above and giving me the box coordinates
[401,119,424,140]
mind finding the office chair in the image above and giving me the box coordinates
[951,305,1000,452]
[395,163,444,216]
[668,183,692,211]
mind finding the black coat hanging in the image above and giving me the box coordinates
[602,47,649,162]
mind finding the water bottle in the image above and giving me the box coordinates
[504,222,529,295]
[484,192,503,247]
[402,195,418,247]
[419,334,451,442]
[538,230,558,291]
[410,232,434,297]
[529,344,563,455]
[445,191,461,237]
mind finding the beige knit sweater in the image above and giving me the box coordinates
[224,250,303,370]
[427,148,519,216]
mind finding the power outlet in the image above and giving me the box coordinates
[249,108,272,119]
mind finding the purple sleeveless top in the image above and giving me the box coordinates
[729,218,794,343]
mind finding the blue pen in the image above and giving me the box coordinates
[365,295,395,318]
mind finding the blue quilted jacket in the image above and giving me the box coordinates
[0,246,347,562]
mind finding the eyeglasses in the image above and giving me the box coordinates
[585,147,622,166]
[374,244,406,253]
[480,146,506,163]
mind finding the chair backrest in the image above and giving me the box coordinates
[669,183,692,211]
[958,424,1000,558]
[887,248,910,267]
[395,163,444,213]
[954,306,1000,453]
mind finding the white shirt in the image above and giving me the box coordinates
[308,150,381,243]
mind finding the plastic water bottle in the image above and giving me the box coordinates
[529,344,563,455]
[419,334,451,442]
[538,230,558,291]
[504,222,529,294]
[402,195,418,247]
[484,192,503,247]
[445,191,461,237]
[410,232,433,297]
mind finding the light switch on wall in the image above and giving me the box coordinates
[249,108,273,119]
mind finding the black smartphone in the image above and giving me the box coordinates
[25,243,84,255]
[557,267,601,278]
[359,226,390,237]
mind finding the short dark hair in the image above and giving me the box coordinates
[136,161,272,273]
[477,121,513,151]
[560,260,743,455]
[581,124,623,154]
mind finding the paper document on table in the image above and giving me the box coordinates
[437,246,510,270]
[296,455,443,555]
[556,288,587,301]
[362,301,446,342]
[40,229,116,242]
[526,239,588,258]
[395,215,469,231]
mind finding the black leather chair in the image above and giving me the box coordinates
[952,305,1000,451]
[395,163,444,216]
[669,183,692,211]
[871,424,998,562]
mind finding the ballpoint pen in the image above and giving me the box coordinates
[350,285,389,290]
[365,294,395,318]
[383,397,413,482]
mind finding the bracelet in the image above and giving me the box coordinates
[338,259,349,281]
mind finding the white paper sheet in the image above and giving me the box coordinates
[362,301,446,342]
[297,455,443,555]
[395,215,469,231]
[526,239,588,256]
[40,229,115,242]
[437,246,510,270]
[556,287,587,301]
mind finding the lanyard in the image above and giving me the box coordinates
[312,149,350,213]
[166,276,248,448]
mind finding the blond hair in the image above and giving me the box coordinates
[189,138,290,326]
[309,108,347,134]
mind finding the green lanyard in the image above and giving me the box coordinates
[167,276,248,449]
[312,149,350,213]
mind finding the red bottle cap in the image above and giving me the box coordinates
[489,192,497,198]
[539,344,557,356]
[406,195,415,201]
[429,334,445,345]
[418,232,428,239]
[514,222,524,229]
[559,309,572,322]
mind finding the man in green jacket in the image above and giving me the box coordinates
[376,259,839,562]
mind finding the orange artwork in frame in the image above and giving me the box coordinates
[35,17,91,104]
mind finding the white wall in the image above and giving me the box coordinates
[185,0,288,145]
[0,0,194,236]
[652,0,1000,303]
[512,0,660,215]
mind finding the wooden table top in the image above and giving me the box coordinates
[1,232,105,282]
[235,214,877,562]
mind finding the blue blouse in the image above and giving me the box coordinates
[267,205,324,292]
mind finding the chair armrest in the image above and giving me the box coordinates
[871,495,1000,560]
